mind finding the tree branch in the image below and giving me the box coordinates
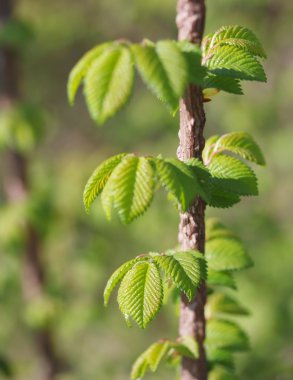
[176,1,207,379]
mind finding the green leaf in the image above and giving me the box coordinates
[155,158,209,211]
[174,336,199,359]
[106,155,156,224]
[208,154,258,196]
[206,236,253,271]
[208,187,241,209]
[209,368,238,380]
[206,218,237,241]
[131,340,171,380]
[206,347,235,370]
[84,45,134,124]
[176,41,206,84]
[206,46,266,82]
[103,257,142,306]
[101,175,115,220]
[0,19,34,49]
[83,153,126,213]
[207,292,249,317]
[153,250,206,301]
[206,319,249,351]
[117,261,163,328]
[132,40,188,112]
[67,42,111,105]
[203,73,243,95]
[209,25,266,58]
[207,270,236,289]
[213,132,265,165]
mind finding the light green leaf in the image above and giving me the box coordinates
[207,45,266,82]
[213,132,265,165]
[208,154,258,196]
[153,250,206,300]
[106,155,156,224]
[101,174,115,220]
[67,42,111,105]
[207,292,249,317]
[131,340,171,380]
[83,153,126,213]
[206,319,250,351]
[84,45,134,124]
[103,257,142,306]
[132,40,188,112]
[209,368,238,380]
[209,25,266,58]
[117,261,163,328]
[207,270,236,289]
[206,236,253,271]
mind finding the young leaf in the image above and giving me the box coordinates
[208,367,238,380]
[103,257,143,306]
[207,292,249,317]
[175,336,199,359]
[84,45,134,124]
[131,340,172,380]
[206,236,253,271]
[132,40,188,112]
[213,132,265,165]
[153,250,206,300]
[67,42,111,105]
[208,154,258,196]
[106,155,156,224]
[206,46,266,82]
[117,261,163,328]
[206,319,250,351]
[209,25,266,58]
[203,135,220,164]
[83,153,127,213]
[207,270,236,290]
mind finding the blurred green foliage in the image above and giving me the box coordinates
[0,0,292,379]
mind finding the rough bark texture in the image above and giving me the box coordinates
[0,2,62,379]
[176,1,207,380]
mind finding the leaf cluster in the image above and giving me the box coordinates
[104,250,206,328]
[68,39,203,123]
[202,25,266,98]
[83,153,211,223]
[68,25,266,123]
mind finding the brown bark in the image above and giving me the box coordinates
[1,2,62,379]
[176,1,207,380]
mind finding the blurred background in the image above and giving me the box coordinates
[0,0,292,379]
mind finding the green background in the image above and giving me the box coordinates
[0,0,292,379]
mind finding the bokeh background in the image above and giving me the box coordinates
[0,0,292,379]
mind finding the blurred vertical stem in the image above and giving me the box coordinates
[176,1,207,380]
[0,1,62,379]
